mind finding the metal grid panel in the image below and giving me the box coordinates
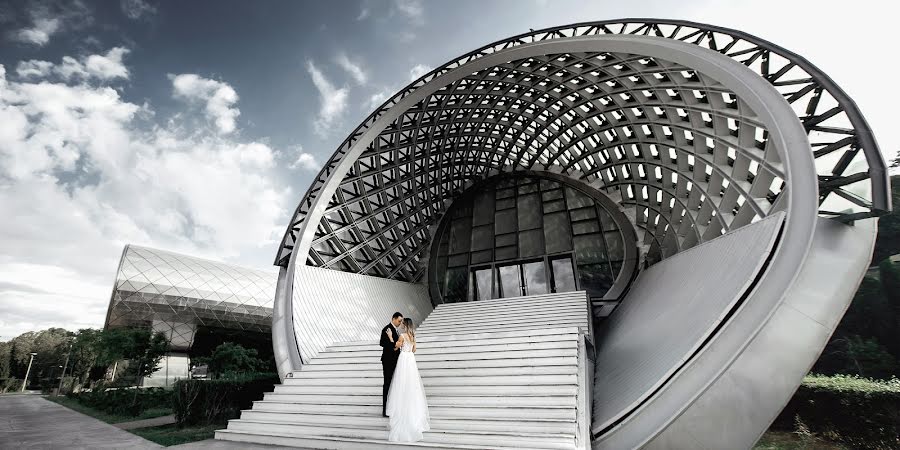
[276,19,889,269]
[105,245,278,349]
[298,50,783,281]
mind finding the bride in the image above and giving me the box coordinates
[385,318,430,442]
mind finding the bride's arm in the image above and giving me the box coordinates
[412,338,416,353]
[394,333,405,349]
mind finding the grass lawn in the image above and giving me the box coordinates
[45,395,172,424]
[130,423,224,446]
[754,431,846,450]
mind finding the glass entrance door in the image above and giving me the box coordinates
[497,264,523,298]
[550,256,577,293]
[496,260,548,298]
[522,261,549,296]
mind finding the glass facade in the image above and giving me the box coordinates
[431,175,630,304]
[105,245,278,351]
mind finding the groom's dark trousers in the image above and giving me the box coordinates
[380,323,400,416]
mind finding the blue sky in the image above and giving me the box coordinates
[0,0,895,339]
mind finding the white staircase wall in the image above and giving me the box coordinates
[291,265,433,363]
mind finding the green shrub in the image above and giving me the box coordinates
[173,372,278,426]
[67,386,172,417]
[772,374,900,449]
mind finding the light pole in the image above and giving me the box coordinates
[21,352,37,392]
[56,342,72,396]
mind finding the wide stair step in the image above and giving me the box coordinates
[216,291,590,449]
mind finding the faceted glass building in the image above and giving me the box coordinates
[218,19,889,449]
[104,244,277,385]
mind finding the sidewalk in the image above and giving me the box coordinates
[0,393,162,449]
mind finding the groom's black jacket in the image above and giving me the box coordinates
[380,324,400,363]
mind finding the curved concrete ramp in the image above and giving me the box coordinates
[592,212,784,434]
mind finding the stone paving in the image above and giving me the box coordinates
[0,393,299,449]
[0,393,162,449]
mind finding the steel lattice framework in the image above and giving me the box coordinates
[274,19,889,282]
[105,245,278,350]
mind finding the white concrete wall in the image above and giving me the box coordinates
[291,265,432,364]
[592,212,784,436]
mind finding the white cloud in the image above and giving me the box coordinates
[13,17,60,46]
[366,89,392,110]
[170,74,241,134]
[394,0,424,25]
[0,61,290,339]
[15,60,54,78]
[289,146,319,171]
[409,63,431,81]
[120,0,157,20]
[335,53,368,85]
[13,48,131,82]
[8,1,92,48]
[306,60,349,139]
[357,4,370,21]
[84,47,131,80]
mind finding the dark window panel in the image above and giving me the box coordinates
[449,218,472,254]
[572,220,602,235]
[569,206,598,222]
[495,246,518,261]
[518,182,538,194]
[517,193,542,230]
[495,209,517,234]
[496,187,516,199]
[496,197,516,210]
[472,190,496,226]
[471,249,493,264]
[495,232,517,247]
[573,233,607,265]
[471,224,494,251]
[448,253,469,267]
[444,267,468,302]
[598,207,617,231]
[543,199,566,214]
[605,230,625,260]
[565,186,593,209]
[519,229,544,258]
[577,262,615,298]
[543,212,573,254]
[542,188,564,202]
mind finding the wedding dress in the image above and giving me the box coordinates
[385,333,430,442]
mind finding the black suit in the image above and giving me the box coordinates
[380,323,400,416]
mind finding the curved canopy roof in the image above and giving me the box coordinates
[275,19,889,280]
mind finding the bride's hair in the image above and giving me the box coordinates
[402,318,415,340]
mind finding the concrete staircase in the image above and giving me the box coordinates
[216,291,592,449]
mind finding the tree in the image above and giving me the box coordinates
[197,342,264,378]
[99,327,169,379]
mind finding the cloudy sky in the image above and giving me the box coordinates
[0,0,895,340]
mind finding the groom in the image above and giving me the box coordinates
[380,312,403,417]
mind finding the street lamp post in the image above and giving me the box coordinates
[21,352,37,392]
[56,342,72,396]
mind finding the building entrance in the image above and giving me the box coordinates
[471,255,578,301]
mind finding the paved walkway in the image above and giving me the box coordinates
[0,394,298,449]
[0,393,162,449]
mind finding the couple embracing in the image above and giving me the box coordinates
[379,312,430,442]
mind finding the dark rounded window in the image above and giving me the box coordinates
[429,174,634,304]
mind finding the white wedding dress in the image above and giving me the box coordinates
[385,333,430,442]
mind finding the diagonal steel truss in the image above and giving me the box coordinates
[275,20,889,283]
